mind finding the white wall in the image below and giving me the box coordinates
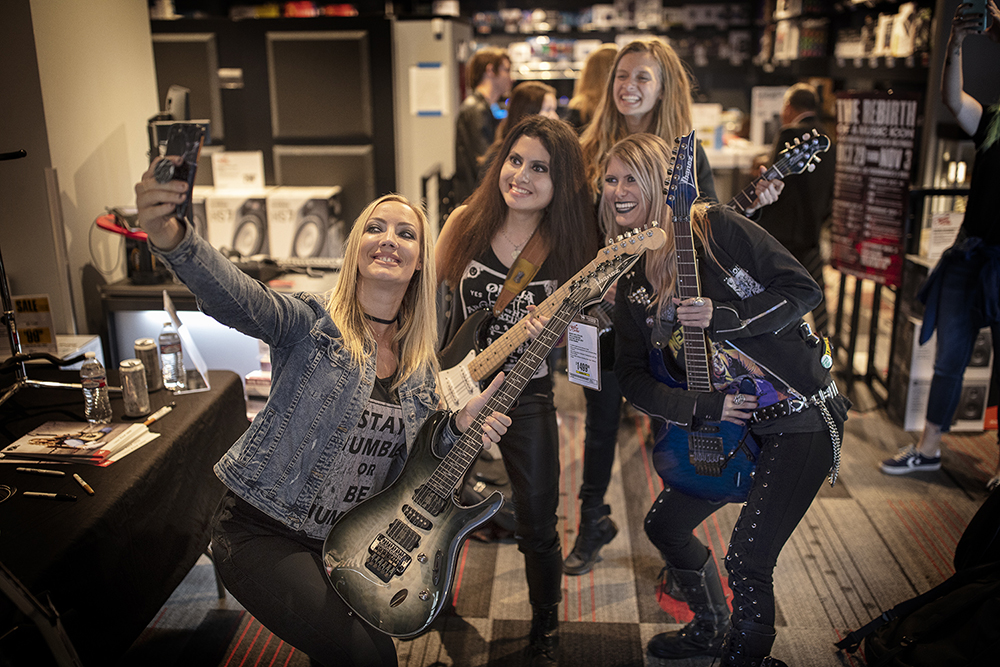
[0,0,159,336]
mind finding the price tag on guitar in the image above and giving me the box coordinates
[567,315,600,391]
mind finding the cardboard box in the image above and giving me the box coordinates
[204,188,274,257]
[265,186,344,259]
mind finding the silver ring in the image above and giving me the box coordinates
[733,394,746,406]
[693,297,705,307]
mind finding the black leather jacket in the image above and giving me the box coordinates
[614,205,835,428]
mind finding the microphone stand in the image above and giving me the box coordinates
[0,149,102,408]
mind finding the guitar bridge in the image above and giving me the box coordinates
[365,534,412,583]
[688,433,726,477]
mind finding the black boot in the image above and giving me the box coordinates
[719,619,788,667]
[528,602,559,666]
[647,551,730,659]
[563,504,618,575]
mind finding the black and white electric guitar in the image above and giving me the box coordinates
[322,227,664,637]
[436,228,667,411]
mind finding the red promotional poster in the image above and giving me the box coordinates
[830,91,921,287]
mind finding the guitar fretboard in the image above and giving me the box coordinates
[419,251,642,503]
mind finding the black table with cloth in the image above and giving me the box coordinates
[0,368,247,665]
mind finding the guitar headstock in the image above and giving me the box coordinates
[576,224,666,306]
[663,130,698,213]
[774,129,830,176]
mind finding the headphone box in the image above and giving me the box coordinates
[265,186,344,259]
[204,187,274,258]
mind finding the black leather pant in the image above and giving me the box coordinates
[498,392,563,607]
[645,427,834,628]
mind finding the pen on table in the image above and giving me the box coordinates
[73,473,95,496]
[16,467,66,477]
[144,402,176,427]
[23,491,77,501]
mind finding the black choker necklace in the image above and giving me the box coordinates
[365,312,398,326]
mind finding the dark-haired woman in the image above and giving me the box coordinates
[437,115,598,666]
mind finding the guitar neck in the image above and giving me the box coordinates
[465,260,594,382]
[428,293,586,496]
[672,211,713,394]
[728,165,782,215]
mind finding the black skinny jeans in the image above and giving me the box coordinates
[580,368,623,512]
[210,492,398,667]
[498,392,564,607]
[644,427,834,628]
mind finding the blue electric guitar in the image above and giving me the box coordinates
[650,130,760,503]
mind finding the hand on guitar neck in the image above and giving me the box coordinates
[673,295,760,425]
[741,165,785,216]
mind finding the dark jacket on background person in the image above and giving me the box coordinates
[454,91,500,204]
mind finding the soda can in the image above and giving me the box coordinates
[120,358,151,417]
[134,338,163,392]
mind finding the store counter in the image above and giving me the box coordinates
[0,368,247,664]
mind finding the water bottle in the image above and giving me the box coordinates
[80,352,112,424]
[158,321,186,391]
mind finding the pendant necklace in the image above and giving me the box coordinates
[500,226,531,260]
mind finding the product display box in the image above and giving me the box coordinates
[265,186,344,260]
[204,188,274,257]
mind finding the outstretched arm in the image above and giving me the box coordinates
[943,2,998,135]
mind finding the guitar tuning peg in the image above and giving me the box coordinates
[813,156,822,163]
[802,133,811,140]
[674,137,680,143]
[807,164,816,172]
[784,142,791,149]
[616,234,624,242]
[606,237,614,246]
[793,137,801,145]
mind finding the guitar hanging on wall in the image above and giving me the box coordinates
[323,226,666,638]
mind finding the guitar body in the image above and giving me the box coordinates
[437,310,494,411]
[652,421,757,504]
[648,348,759,503]
[323,411,503,638]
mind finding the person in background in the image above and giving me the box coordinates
[437,116,598,666]
[564,36,782,578]
[881,1,1000,491]
[454,46,512,205]
[609,133,848,665]
[564,43,618,133]
[134,167,512,667]
[479,80,560,179]
[754,82,836,335]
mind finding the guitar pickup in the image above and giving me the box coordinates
[403,504,432,530]
[365,534,412,583]
[413,484,447,516]
[387,519,420,551]
[689,433,726,477]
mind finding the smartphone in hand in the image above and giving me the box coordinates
[962,0,990,32]
[154,123,205,222]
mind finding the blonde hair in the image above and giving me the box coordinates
[326,194,439,388]
[568,44,618,128]
[581,38,695,193]
[598,134,717,320]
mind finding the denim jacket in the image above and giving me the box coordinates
[151,224,449,530]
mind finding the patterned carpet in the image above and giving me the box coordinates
[116,371,999,667]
